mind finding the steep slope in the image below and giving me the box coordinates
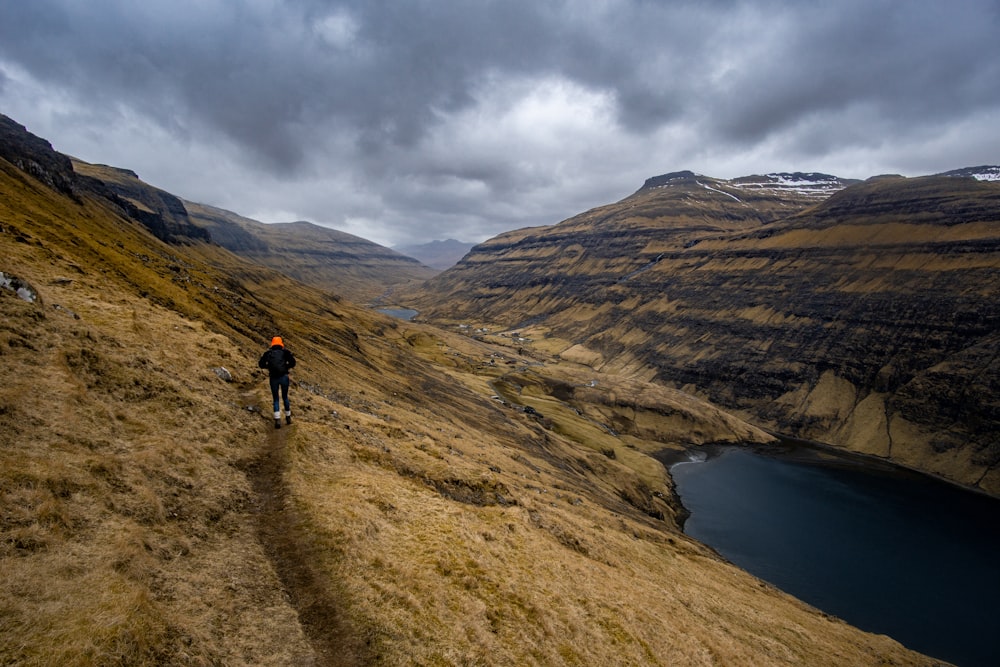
[1,114,209,245]
[407,171,1000,496]
[0,119,944,664]
[184,200,437,304]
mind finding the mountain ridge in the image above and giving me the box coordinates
[937,164,1000,181]
[1,113,211,244]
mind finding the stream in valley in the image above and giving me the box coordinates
[667,442,1000,667]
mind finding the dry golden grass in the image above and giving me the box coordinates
[1,161,316,664]
[0,289,314,665]
[1,158,945,665]
[282,398,936,666]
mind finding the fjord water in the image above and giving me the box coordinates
[669,444,1000,667]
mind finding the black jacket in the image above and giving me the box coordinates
[258,346,296,379]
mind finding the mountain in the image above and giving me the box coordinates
[2,115,943,664]
[394,238,475,270]
[405,169,1000,496]
[183,200,438,304]
[403,169,862,325]
[68,158,438,305]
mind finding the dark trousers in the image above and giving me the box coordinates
[269,374,290,415]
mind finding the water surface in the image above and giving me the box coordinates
[668,443,1000,667]
[376,307,418,321]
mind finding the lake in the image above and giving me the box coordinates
[667,443,1000,667]
[376,307,418,321]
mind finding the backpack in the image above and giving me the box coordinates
[266,348,287,375]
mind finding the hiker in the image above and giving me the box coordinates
[258,336,296,429]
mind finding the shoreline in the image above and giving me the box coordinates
[659,432,1000,502]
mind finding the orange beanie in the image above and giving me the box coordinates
[270,336,284,348]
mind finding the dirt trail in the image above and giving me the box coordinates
[243,412,369,666]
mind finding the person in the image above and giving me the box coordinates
[258,336,296,429]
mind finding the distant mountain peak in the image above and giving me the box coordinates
[394,238,474,271]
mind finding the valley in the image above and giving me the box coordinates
[1,112,989,665]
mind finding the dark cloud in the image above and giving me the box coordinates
[705,3,1000,145]
[1,0,998,247]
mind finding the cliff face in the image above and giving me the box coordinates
[0,114,79,198]
[408,172,1000,495]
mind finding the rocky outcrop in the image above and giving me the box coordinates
[408,171,1000,495]
[0,114,79,198]
[0,271,40,303]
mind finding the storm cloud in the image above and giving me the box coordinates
[1,0,998,246]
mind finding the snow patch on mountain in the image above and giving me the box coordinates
[936,165,1000,182]
[697,180,742,202]
[729,172,850,199]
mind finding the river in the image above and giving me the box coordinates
[667,442,1000,667]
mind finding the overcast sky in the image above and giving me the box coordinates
[1,1,998,248]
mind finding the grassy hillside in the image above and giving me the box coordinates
[1,127,942,664]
